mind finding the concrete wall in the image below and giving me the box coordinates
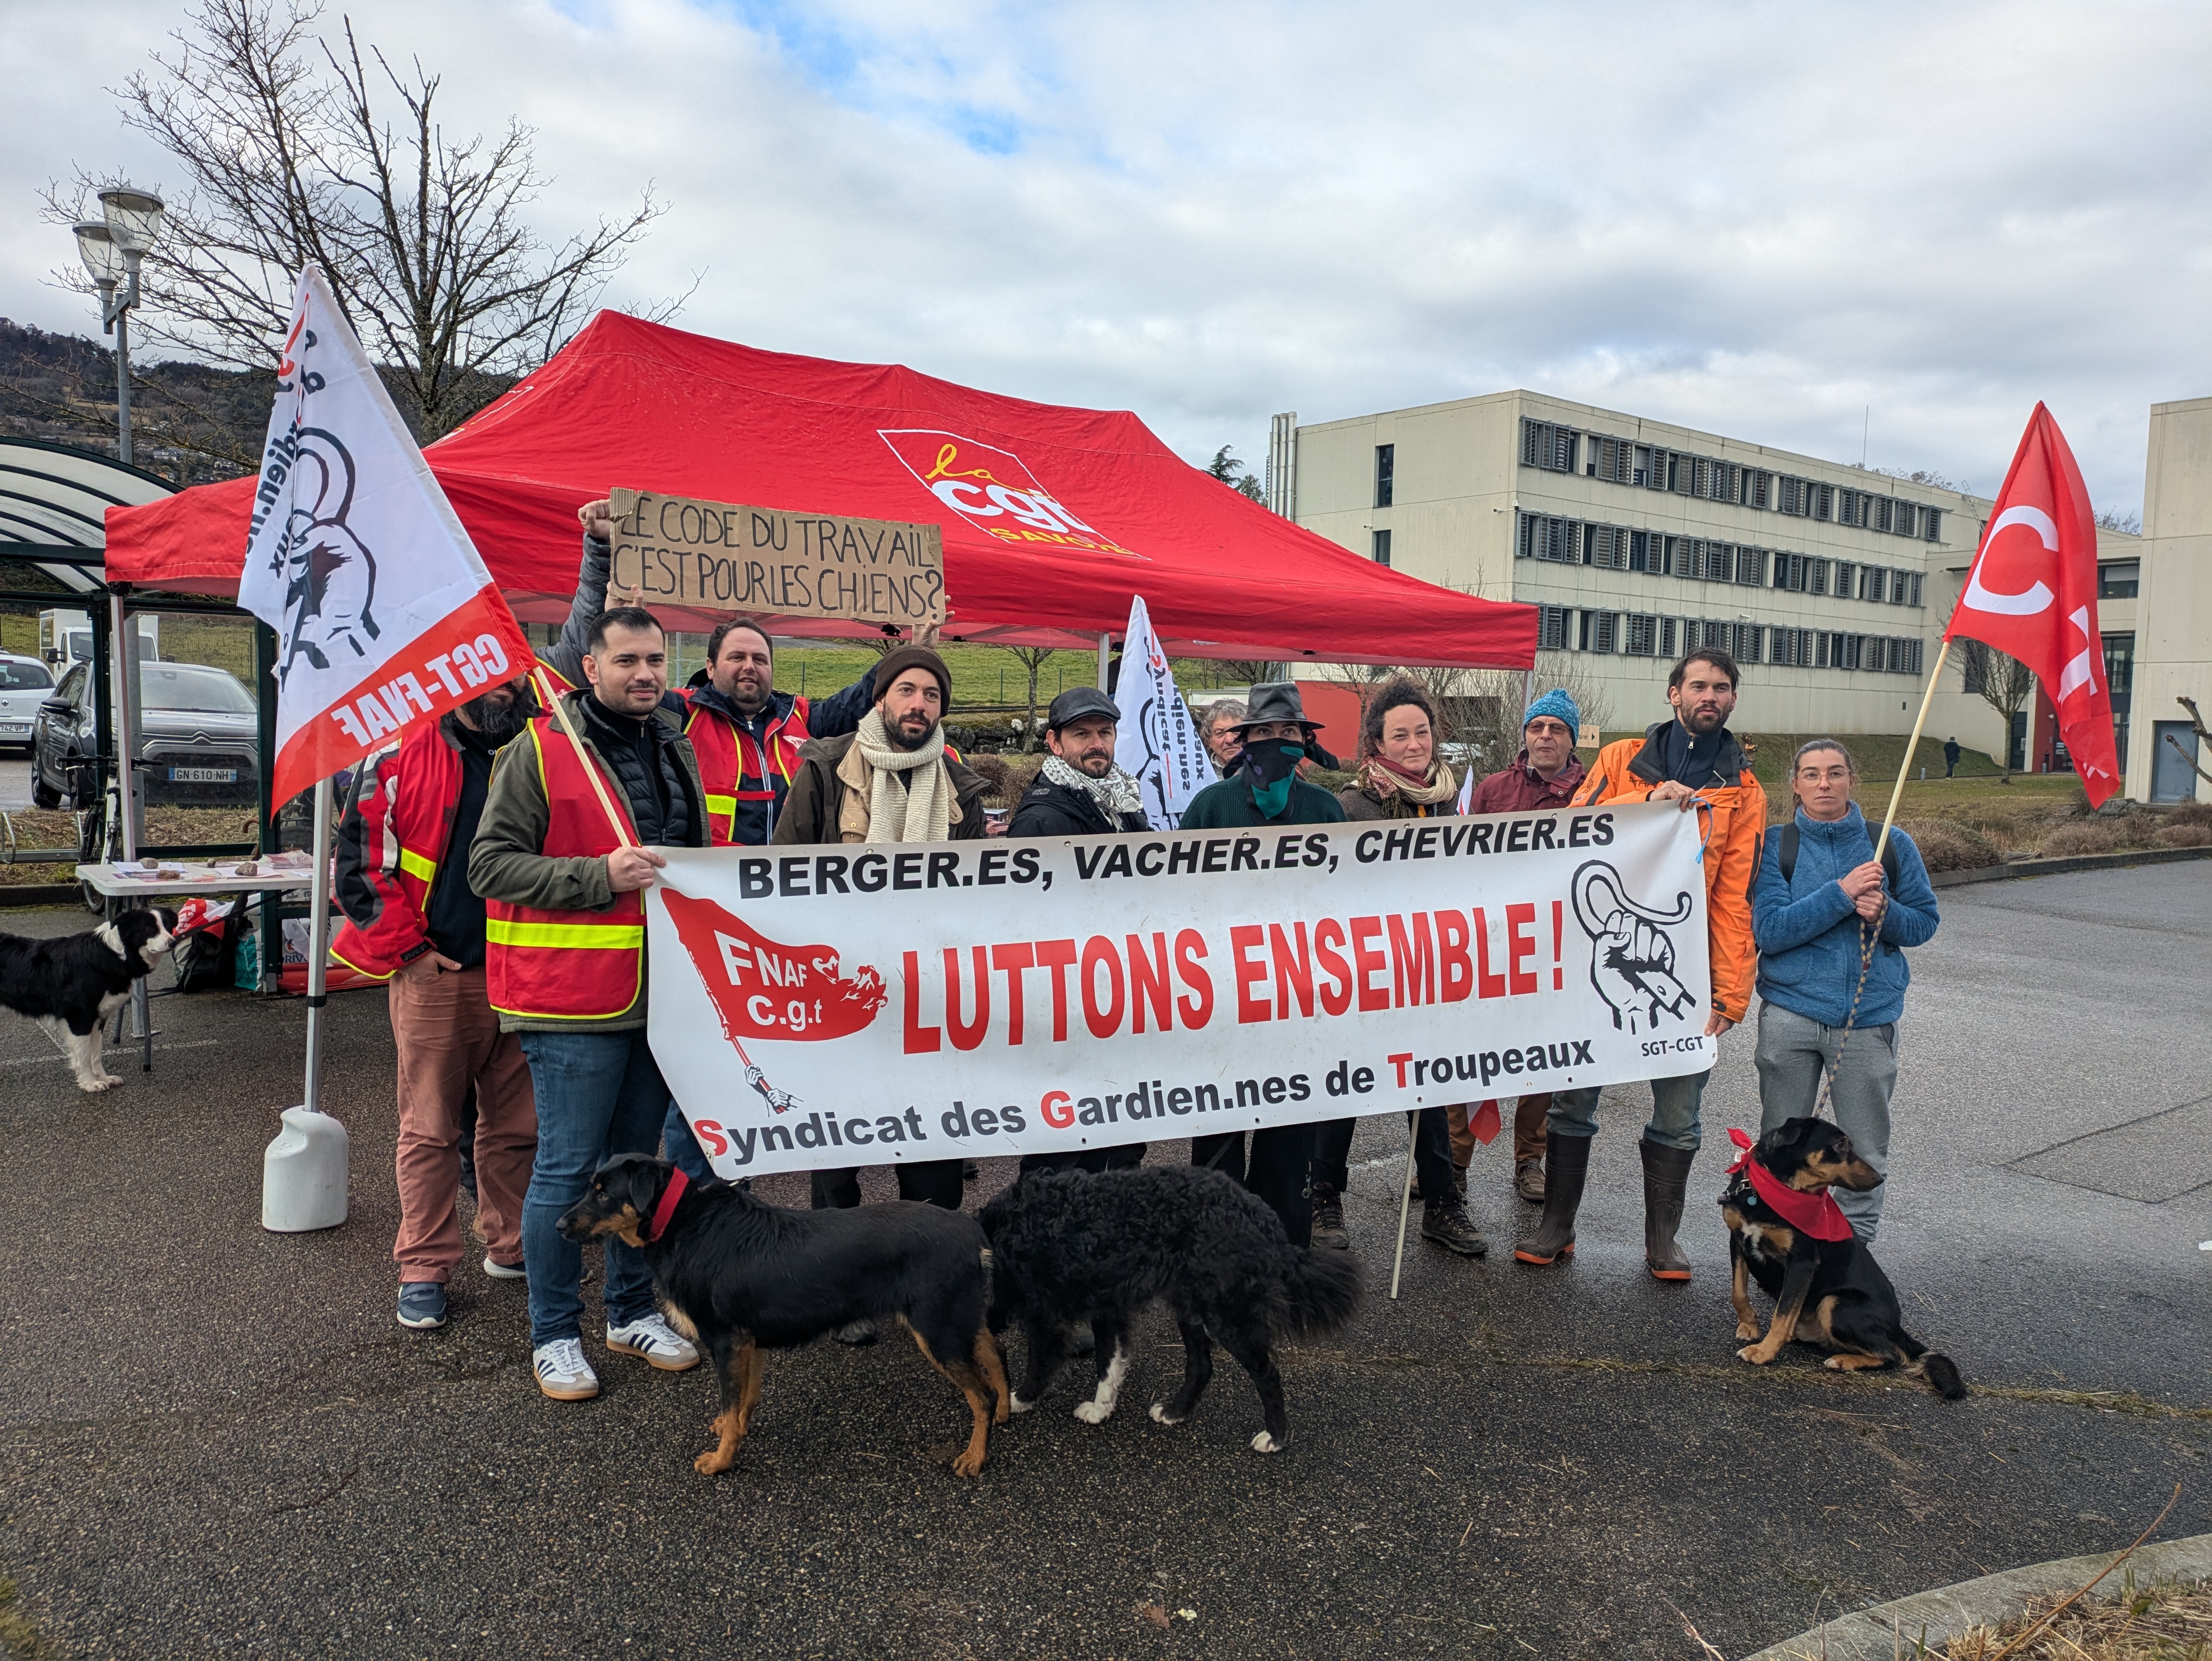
[2129,397,2212,801]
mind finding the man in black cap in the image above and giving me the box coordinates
[772,643,989,1342]
[1007,688,1151,1191]
[1007,687,1153,838]
[1175,683,1343,1246]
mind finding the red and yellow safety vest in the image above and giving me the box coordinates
[680,691,813,846]
[484,716,646,1022]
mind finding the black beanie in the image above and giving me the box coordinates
[872,644,952,710]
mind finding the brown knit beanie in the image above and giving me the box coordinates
[872,644,952,709]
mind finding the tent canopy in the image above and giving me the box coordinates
[103,313,1534,669]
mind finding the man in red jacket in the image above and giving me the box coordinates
[1461,688,1586,1206]
[333,675,539,1333]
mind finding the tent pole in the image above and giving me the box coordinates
[1097,632,1111,691]
[109,587,155,1066]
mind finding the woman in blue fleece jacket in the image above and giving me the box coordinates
[1752,739,1941,1240]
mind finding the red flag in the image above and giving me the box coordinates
[1943,404,2121,806]
[661,889,888,1044]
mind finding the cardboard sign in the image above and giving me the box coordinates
[645,802,1713,1178]
[608,487,945,627]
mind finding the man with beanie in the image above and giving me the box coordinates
[773,645,989,1340]
[1178,683,1344,1247]
[1514,649,1765,1283]
[1464,688,1588,1206]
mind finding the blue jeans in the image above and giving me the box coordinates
[662,1100,714,1185]
[1548,1071,1710,1152]
[519,1029,668,1346]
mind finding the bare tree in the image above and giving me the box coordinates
[2165,695,2212,790]
[997,644,1058,751]
[1316,653,1612,775]
[1958,640,2038,775]
[1206,446,1265,502]
[44,0,669,444]
[2094,507,2142,535]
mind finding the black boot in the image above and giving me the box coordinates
[1514,1131,1589,1265]
[1640,1140,1695,1282]
[1420,1196,1488,1258]
[1310,1183,1350,1251]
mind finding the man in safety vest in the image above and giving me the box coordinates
[333,674,539,1333]
[1514,647,1766,1282]
[469,605,708,1402]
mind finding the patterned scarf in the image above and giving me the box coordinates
[1041,753,1144,822]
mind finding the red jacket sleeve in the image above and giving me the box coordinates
[330,749,430,980]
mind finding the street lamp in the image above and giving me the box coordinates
[73,185,165,466]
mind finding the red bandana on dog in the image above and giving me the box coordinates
[1727,1128,1853,1241]
[643,1168,689,1244]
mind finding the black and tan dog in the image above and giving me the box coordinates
[1721,1117,1964,1398]
[557,1153,1011,1477]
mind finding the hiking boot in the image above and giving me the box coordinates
[1514,1158,1547,1205]
[1310,1183,1350,1250]
[1640,1140,1695,1282]
[1420,1197,1488,1258]
[607,1312,701,1371]
[396,1282,447,1329]
[1514,1131,1590,1266]
[533,1338,599,1401]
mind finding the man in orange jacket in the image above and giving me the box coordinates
[1514,647,1766,1282]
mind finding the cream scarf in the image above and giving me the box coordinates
[1362,755,1460,808]
[838,709,955,843]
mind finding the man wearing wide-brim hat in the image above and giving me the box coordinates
[1178,682,1345,1247]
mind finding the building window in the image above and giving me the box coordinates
[1633,444,1654,487]
[1909,572,1924,607]
[1892,501,1918,538]
[1810,482,1834,522]
[1777,476,1805,517]
[1669,453,1693,495]
[1520,421,1577,474]
[1580,610,1618,653]
[1588,435,1632,483]
[1374,444,1394,509]
[1923,508,1942,543]
[1738,547,1768,587]
[2098,561,2139,598]
[1537,604,1569,651]
[1750,469,1772,509]
[1707,543,1736,584]
[1628,529,1654,573]
[1371,528,1392,566]
[1625,613,1657,656]
[1833,560,1855,601]
[2105,631,2135,769]
[1660,616,1680,657]
[1808,557,1832,597]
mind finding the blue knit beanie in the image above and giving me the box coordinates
[1523,687,1581,734]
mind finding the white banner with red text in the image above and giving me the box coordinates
[645,801,1713,1180]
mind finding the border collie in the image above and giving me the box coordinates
[0,908,176,1093]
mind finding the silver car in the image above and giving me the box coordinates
[0,653,53,753]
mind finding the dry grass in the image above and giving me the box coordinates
[0,804,256,886]
[1936,1575,2212,1659]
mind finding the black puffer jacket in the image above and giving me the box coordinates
[1007,776,1150,838]
[578,692,698,848]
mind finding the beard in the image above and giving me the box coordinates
[465,686,530,742]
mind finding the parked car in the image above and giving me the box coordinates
[0,653,54,754]
[32,660,261,810]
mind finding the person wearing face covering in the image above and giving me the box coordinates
[1177,684,1345,1246]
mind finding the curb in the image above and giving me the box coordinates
[1930,843,2212,889]
[1743,1531,2212,1660]
[0,883,84,908]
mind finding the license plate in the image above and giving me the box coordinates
[0,722,27,735]
[169,765,238,783]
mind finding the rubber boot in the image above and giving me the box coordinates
[1640,1139,1695,1282]
[1513,1131,1589,1265]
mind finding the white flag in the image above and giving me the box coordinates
[240,266,529,805]
[1112,594,1210,830]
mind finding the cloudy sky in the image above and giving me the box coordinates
[4,0,2208,512]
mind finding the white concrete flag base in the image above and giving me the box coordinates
[263,1106,349,1232]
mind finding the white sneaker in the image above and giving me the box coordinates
[533,1338,600,1401]
[483,1256,526,1280]
[607,1312,700,1372]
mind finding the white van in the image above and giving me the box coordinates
[38,609,159,666]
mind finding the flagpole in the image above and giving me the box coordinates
[1872,638,1952,864]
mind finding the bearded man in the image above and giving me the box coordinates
[1007,687,1152,837]
[333,674,541,1333]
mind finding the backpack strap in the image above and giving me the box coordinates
[1779,820,1901,886]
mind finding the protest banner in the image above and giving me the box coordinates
[1112,594,1210,830]
[607,487,945,627]
[239,265,532,809]
[645,801,1713,1180]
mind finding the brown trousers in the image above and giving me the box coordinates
[1447,1096,1552,1168]
[390,964,537,1284]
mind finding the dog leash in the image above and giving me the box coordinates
[1813,896,1884,1123]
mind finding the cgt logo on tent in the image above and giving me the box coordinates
[879,429,1146,560]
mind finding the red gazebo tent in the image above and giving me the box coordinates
[103,312,1535,669]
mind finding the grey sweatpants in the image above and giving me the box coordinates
[1753,1001,1898,1241]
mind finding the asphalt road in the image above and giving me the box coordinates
[0,752,35,810]
[1,864,2207,1659]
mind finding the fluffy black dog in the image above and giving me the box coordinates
[0,908,175,1093]
[979,1164,1364,1454]
[1722,1116,1965,1398]
[558,1153,1009,1477]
